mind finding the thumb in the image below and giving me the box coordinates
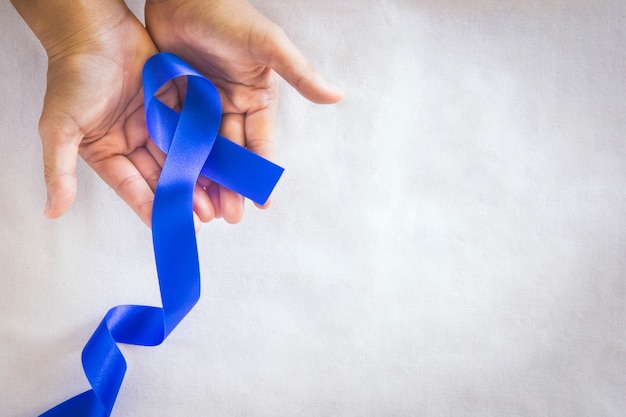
[258,25,344,104]
[38,110,81,219]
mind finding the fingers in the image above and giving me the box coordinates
[218,113,245,223]
[89,147,158,228]
[206,182,222,219]
[243,77,278,209]
[193,183,215,223]
[256,24,344,105]
[38,112,82,219]
[243,94,277,161]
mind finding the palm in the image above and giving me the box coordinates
[145,0,343,223]
[40,14,165,226]
[145,0,292,223]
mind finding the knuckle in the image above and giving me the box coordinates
[114,173,144,197]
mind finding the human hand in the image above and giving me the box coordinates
[11,0,216,228]
[145,0,344,224]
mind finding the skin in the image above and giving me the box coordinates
[11,0,343,228]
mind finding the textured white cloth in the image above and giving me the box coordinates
[2,1,626,416]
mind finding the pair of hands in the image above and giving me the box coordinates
[12,0,343,227]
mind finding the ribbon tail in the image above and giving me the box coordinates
[39,391,108,417]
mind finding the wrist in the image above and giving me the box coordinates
[11,0,131,58]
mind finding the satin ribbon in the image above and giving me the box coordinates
[39,52,284,417]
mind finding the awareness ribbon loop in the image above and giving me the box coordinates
[39,52,284,417]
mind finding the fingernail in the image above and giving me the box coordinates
[322,79,344,96]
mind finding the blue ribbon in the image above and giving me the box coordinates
[39,52,284,417]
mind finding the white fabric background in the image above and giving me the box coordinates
[2,1,626,416]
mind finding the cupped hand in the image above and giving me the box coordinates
[34,2,212,228]
[145,0,344,223]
